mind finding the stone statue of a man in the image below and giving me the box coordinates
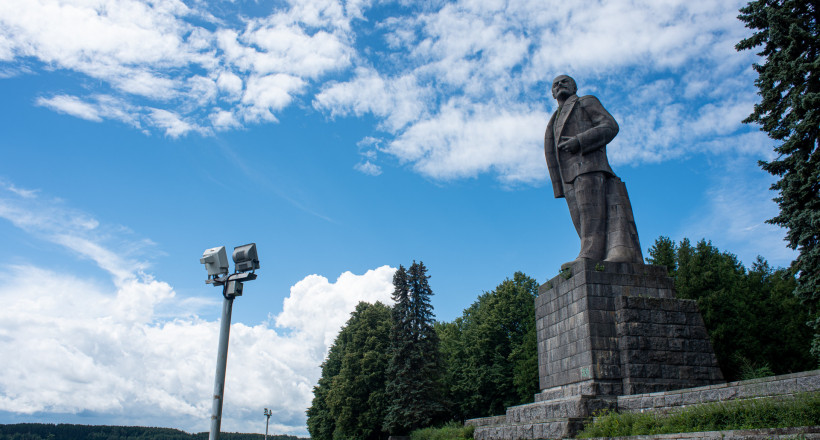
[544,75,643,265]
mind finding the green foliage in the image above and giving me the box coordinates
[437,272,539,420]
[736,0,820,361]
[646,237,814,380]
[736,354,775,380]
[0,425,303,440]
[306,301,392,440]
[578,393,820,438]
[383,262,445,435]
[645,235,677,274]
[408,422,473,440]
[559,268,572,279]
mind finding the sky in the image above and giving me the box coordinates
[0,0,798,437]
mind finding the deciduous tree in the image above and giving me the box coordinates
[647,237,814,379]
[437,272,538,420]
[306,302,392,440]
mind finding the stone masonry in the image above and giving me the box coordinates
[616,295,723,395]
[468,370,820,440]
[468,259,725,440]
[534,259,721,397]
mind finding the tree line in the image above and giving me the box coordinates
[0,424,302,440]
[307,240,814,440]
[646,237,814,378]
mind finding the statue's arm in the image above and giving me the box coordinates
[544,118,564,198]
[575,96,619,154]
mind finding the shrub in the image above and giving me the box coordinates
[578,393,820,438]
[409,421,473,440]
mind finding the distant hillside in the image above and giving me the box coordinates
[0,424,306,440]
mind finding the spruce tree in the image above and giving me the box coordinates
[383,266,414,435]
[736,0,820,359]
[383,261,443,435]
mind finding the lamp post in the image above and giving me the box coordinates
[263,408,272,440]
[200,244,260,440]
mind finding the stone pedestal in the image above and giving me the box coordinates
[535,259,722,398]
[469,260,723,440]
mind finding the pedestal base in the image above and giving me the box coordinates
[467,260,723,439]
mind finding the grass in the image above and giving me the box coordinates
[577,392,820,438]
[409,421,474,440]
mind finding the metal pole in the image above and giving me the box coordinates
[209,295,234,440]
[264,409,270,440]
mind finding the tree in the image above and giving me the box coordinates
[383,261,444,435]
[437,272,539,420]
[306,302,392,440]
[737,0,820,359]
[306,344,341,440]
[645,235,677,274]
[646,236,814,379]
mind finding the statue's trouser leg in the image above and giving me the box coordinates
[564,173,607,261]
[604,177,643,263]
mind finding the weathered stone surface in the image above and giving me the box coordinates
[468,260,729,439]
[468,371,820,439]
[545,77,644,265]
[616,295,723,394]
[583,425,820,440]
[616,369,820,414]
[536,260,720,395]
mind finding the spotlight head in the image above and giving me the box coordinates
[200,246,229,278]
[233,243,259,273]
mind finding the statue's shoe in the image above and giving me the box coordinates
[604,246,636,263]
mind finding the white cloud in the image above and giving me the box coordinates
[36,95,103,121]
[385,100,546,183]
[309,0,762,183]
[275,267,396,355]
[4,0,769,184]
[355,161,383,176]
[0,182,396,435]
[210,109,241,130]
[148,108,206,138]
[314,67,430,132]
[0,0,354,133]
[240,74,306,123]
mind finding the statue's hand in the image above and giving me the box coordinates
[558,136,580,154]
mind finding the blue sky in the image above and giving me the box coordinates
[0,0,796,436]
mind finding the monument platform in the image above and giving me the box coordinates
[468,259,724,439]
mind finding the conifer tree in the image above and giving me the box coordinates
[383,261,443,435]
[736,0,820,358]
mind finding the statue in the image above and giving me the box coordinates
[544,75,643,266]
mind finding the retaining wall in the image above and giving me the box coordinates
[618,369,820,414]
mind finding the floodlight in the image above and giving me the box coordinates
[232,243,259,273]
[201,246,229,278]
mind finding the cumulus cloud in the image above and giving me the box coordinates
[3,0,767,183]
[0,182,395,435]
[385,100,546,183]
[0,0,353,134]
[310,0,763,182]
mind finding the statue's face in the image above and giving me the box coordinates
[552,75,577,100]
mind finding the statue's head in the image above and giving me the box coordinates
[551,75,577,100]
